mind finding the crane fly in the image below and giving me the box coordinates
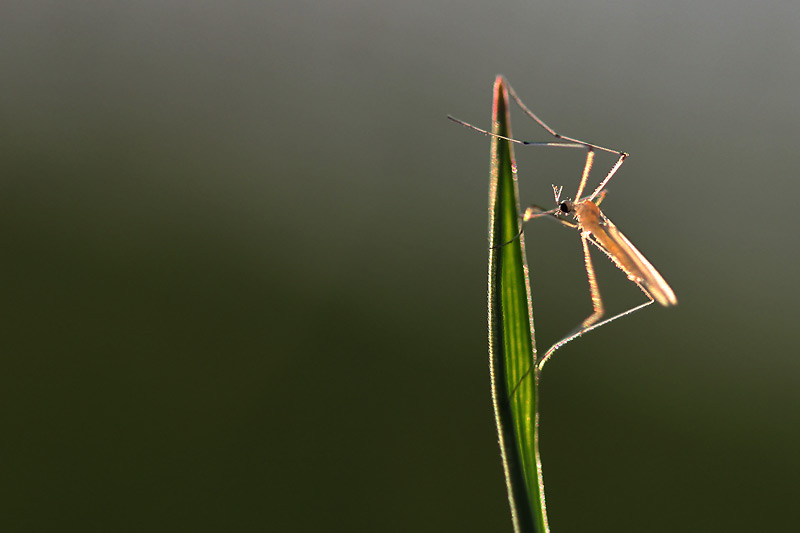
[448,82,677,370]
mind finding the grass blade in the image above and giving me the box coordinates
[487,75,549,533]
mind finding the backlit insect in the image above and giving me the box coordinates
[449,83,677,370]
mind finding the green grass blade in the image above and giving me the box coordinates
[487,76,549,533]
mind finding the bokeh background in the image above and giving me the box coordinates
[2,1,799,531]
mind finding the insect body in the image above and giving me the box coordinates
[449,83,677,370]
[567,197,676,307]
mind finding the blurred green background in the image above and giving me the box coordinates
[2,1,799,531]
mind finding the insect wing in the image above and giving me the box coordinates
[590,216,677,307]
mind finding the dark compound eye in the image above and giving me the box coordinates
[559,202,570,213]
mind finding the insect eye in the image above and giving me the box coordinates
[559,202,570,213]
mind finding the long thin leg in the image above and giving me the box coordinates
[506,82,626,157]
[587,152,627,201]
[535,297,654,372]
[447,116,587,149]
[511,234,601,395]
[451,114,628,203]
[493,205,575,251]
[509,292,654,398]
[563,141,625,204]
[534,235,656,371]
[449,81,631,201]
[521,206,571,225]
[507,228,656,396]
[580,232,604,329]
[574,148,595,201]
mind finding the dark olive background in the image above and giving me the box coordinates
[2,1,799,532]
